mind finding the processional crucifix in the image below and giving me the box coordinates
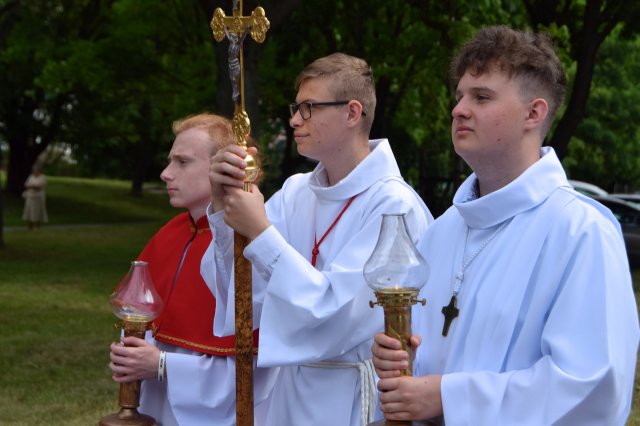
[210,2,269,426]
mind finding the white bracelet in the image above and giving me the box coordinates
[157,351,166,383]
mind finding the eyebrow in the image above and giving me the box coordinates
[455,86,497,98]
[167,153,191,161]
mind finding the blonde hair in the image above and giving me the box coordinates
[172,113,235,155]
[172,112,262,182]
[295,53,376,133]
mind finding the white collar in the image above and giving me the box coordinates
[308,139,402,201]
[453,147,571,229]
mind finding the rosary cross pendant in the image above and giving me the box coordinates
[441,295,459,336]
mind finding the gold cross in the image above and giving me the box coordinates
[210,2,269,151]
[209,5,269,426]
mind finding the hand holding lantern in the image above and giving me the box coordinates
[99,261,164,426]
[364,214,430,426]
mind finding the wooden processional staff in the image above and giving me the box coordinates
[210,2,269,426]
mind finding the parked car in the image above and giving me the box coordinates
[591,195,640,268]
[568,179,609,197]
[611,193,640,208]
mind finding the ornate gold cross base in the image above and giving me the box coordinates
[98,320,158,426]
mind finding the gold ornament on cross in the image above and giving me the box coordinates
[210,2,269,191]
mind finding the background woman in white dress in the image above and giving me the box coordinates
[22,163,48,229]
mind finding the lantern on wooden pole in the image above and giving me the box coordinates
[99,261,164,426]
[364,214,436,426]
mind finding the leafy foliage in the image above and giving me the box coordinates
[1,0,639,211]
[565,30,640,191]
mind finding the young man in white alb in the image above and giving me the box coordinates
[201,53,433,426]
[372,26,639,426]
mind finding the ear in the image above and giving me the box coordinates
[524,98,548,130]
[345,100,365,128]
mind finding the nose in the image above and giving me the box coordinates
[451,98,469,120]
[160,164,173,182]
[289,111,302,128]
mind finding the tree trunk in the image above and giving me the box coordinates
[130,102,154,198]
[0,150,5,248]
[5,93,63,196]
[547,0,605,160]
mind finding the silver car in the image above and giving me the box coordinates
[591,195,640,268]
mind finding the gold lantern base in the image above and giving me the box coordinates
[369,288,425,376]
[99,319,158,426]
[369,288,432,426]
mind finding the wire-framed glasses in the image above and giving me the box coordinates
[289,101,366,120]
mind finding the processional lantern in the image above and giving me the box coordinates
[210,2,269,426]
[99,261,164,426]
[364,214,430,426]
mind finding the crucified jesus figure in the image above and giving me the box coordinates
[225,26,250,104]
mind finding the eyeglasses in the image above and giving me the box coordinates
[289,101,367,120]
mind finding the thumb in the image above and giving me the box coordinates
[250,183,262,195]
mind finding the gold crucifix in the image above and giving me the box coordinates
[210,3,269,426]
[211,1,269,191]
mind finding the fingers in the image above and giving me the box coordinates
[378,375,444,421]
[110,341,127,356]
[210,145,259,183]
[222,186,270,239]
[109,343,135,382]
[380,408,414,422]
[120,336,147,347]
[372,333,411,378]
[109,360,136,383]
[110,342,132,366]
[374,332,403,350]
[210,162,245,188]
[377,377,400,393]
[378,379,414,421]
[108,340,158,382]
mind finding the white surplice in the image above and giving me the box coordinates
[413,147,639,425]
[201,139,433,426]
[138,334,276,426]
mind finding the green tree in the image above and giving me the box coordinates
[0,0,114,196]
[564,31,640,191]
[67,0,220,195]
[2,0,639,219]
[524,0,640,160]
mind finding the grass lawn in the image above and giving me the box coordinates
[0,175,639,425]
[3,175,173,227]
[1,176,174,425]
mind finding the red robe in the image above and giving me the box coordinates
[133,212,258,355]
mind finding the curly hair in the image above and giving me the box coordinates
[451,25,567,134]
